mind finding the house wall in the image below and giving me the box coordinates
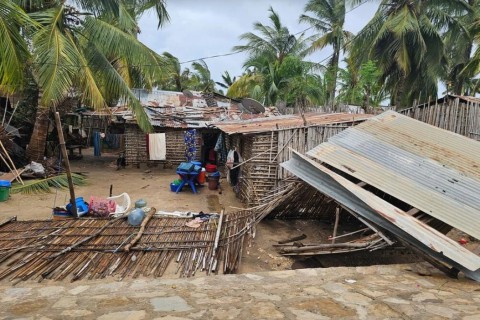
[124,125,203,167]
[234,124,357,207]
[400,98,480,141]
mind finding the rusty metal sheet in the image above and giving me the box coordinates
[212,113,373,134]
[353,111,480,179]
[307,111,480,240]
[123,89,269,128]
[281,151,480,280]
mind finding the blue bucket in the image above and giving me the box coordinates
[66,197,89,215]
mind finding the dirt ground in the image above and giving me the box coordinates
[2,148,478,276]
[1,148,309,274]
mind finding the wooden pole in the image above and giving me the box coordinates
[0,140,23,184]
[331,207,340,244]
[124,207,157,252]
[53,111,78,218]
[212,209,224,257]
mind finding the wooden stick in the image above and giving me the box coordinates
[331,207,340,244]
[272,129,298,162]
[0,140,23,184]
[0,216,16,228]
[124,207,157,252]
[46,216,125,260]
[280,242,371,253]
[212,209,224,256]
[328,227,369,241]
[54,111,77,218]
[278,233,307,244]
[230,146,276,170]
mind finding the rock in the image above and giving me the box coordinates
[97,310,146,320]
[60,309,94,318]
[150,296,192,312]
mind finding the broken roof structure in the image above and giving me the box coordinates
[212,113,372,135]
[281,111,480,281]
[122,89,278,128]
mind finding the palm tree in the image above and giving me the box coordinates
[157,52,186,92]
[190,60,216,92]
[0,1,168,160]
[215,71,236,92]
[446,0,479,95]
[351,0,469,108]
[233,6,314,106]
[299,0,353,109]
[337,56,362,106]
[234,6,308,66]
[227,71,263,101]
[0,1,35,95]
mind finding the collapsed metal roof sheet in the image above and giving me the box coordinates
[212,113,373,134]
[281,151,480,281]
[307,111,480,240]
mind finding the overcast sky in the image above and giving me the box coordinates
[138,1,379,84]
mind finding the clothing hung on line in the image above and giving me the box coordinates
[184,129,197,162]
[93,131,101,157]
[148,133,166,160]
[105,134,122,149]
[214,133,227,164]
[227,149,243,186]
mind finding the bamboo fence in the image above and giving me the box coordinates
[0,212,253,282]
[400,96,480,141]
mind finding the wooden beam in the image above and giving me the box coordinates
[406,208,421,216]
[331,207,340,244]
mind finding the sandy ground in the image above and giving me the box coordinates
[1,150,241,220]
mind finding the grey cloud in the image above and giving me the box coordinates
[138,1,379,83]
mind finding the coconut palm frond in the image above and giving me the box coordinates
[11,173,88,195]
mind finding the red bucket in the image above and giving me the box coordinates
[205,164,217,173]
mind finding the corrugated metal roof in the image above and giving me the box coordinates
[307,111,480,240]
[281,151,480,280]
[212,113,373,134]
[121,89,276,128]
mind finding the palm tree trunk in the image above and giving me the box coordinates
[453,41,473,95]
[26,91,49,161]
[329,43,340,111]
[394,74,406,109]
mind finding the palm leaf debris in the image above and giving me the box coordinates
[10,173,87,195]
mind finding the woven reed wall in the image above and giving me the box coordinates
[236,124,356,207]
[238,133,278,206]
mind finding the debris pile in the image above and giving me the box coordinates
[281,111,480,281]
